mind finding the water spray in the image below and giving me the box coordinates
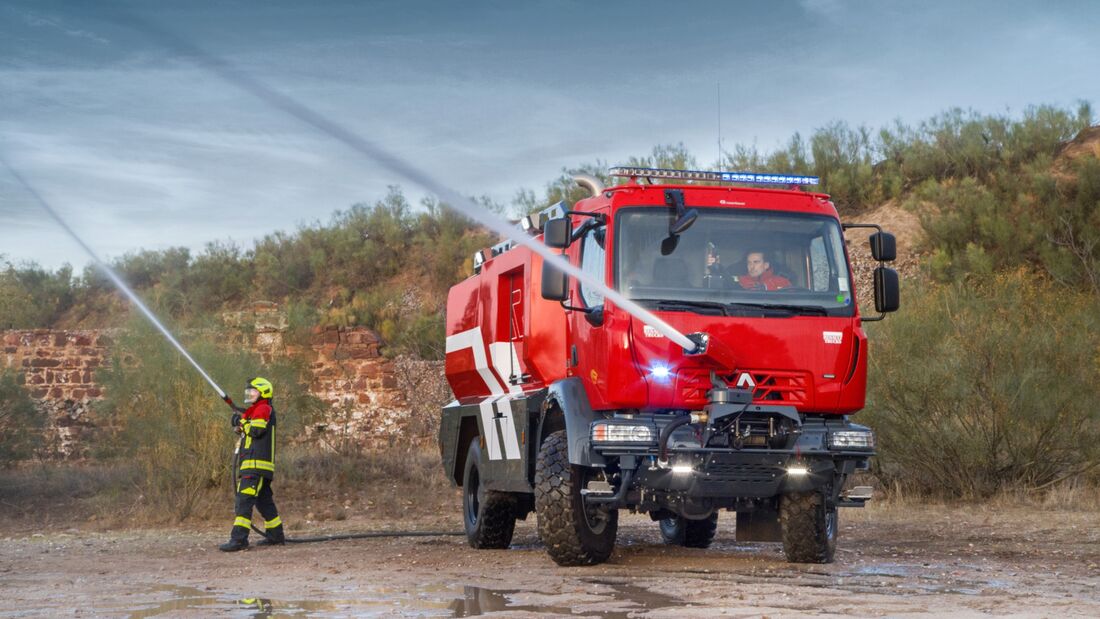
[111,13,700,353]
[0,156,239,411]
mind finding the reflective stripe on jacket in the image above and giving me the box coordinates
[237,399,277,479]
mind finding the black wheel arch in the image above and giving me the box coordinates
[453,416,480,487]
[540,378,606,467]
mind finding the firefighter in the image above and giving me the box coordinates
[738,250,791,291]
[219,377,284,551]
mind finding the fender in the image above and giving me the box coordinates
[543,377,607,467]
[439,393,543,493]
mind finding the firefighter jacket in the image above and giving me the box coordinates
[236,399,277,480]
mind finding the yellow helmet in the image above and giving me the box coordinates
[248,377,273,400]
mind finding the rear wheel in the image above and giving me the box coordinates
[780,491,837,563]
[462,439,516,549]
[659,513,719,548]
[534,430,618,566]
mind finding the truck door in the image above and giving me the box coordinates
[568,215,612,408]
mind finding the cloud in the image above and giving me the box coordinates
[799,0,846,21]
[13,7,110,45]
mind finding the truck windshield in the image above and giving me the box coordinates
[614,207,854,317]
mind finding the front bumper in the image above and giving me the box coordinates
[592,411,873,500]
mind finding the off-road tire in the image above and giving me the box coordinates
[534,430,618,566]
[780,491,837,563]
[462,439,516,549]
[659,513,719,548]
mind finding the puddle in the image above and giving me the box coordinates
[126,585,345,618]
[108,580,685,618]
[449,579,684,618]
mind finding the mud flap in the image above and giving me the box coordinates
[736,508,782,542]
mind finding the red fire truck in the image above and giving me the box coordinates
[439,167,899,565]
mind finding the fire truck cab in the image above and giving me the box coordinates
[439,167,900,565]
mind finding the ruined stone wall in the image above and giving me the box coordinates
[1,304,445,457]
[1,330,111,457]
[303,326,414,448]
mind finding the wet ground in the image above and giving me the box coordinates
[2,504,1099,617]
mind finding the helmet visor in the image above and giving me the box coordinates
[244,387,261,404]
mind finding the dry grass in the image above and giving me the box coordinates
[4,440,1096,536]
[0,445,458,534]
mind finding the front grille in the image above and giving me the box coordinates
[726,369,810,406]
[702,460,780,483]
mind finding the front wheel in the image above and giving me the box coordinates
[780,491,837,563]
[462,439,516,549]
[534,430,618,566]
[659,513,719,548]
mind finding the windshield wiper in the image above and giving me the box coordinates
[726,302,829,316]
[637,299,729,316]
[635,298,828,317]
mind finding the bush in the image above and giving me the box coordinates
[913,154,1100,294]
[95,318,324,520]
[0,369,45,464]
[863,271,1100,497]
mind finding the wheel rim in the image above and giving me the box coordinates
[659,517,680,538]
[825,508,837,543]
[465,465,481,527]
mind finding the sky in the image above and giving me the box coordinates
[1,0,1098,270]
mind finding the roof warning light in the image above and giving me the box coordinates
[610,166,819,186]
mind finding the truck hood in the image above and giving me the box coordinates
[628,312,860,412]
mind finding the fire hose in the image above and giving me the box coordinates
[230,449,464,545]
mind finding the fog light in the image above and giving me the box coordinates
[671,464,693,474]
[787,465,809,476]
[828,430,875,450]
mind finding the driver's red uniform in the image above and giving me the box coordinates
[738,268,791,291]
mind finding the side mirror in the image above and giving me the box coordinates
[670,209,698,235]
[665,189,698,236]
[869,232,897,262]
[543,217,572,249]
[873,267,900,313]
[541,261,569,301]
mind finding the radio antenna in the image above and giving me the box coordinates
[716,82,723,167]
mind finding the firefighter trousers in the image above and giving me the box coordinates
[230,474,283,543]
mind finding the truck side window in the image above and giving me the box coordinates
[579,226,606,307]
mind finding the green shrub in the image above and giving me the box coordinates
[863,271,1100,497]
[914,154,1100,294]
[0,369,45,464]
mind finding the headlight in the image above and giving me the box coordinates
[592,423,655,443]
[828,430,875,449]
[649,364,672,380]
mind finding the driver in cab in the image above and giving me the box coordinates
[738,250,791,291]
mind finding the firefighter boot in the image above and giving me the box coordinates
[256,524,285,546]
[219,539,249,552]
[220,516,251,551]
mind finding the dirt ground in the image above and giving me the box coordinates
[2,500,1099,618]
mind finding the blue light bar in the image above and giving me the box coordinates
[609,166,819,186]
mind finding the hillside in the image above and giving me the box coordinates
[1,103,1097,359]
